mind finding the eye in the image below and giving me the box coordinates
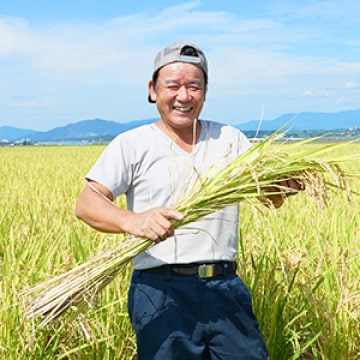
[189,86,201,91]
[167,85,180,91]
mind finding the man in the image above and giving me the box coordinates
[76,41,301,359]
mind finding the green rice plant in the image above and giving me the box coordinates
[0,146,115,359]
[237,143,360,360]
[20,132,360,329]
[1,141,360,359]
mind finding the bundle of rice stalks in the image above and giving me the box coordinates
[21,130,359,327]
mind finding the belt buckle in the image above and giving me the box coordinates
[198,264,215,278]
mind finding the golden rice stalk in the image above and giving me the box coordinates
[21,130,359,327]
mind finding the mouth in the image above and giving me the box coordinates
[173,106,193,113]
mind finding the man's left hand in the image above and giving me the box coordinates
[262,178,305,208]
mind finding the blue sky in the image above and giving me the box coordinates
[1,0,359,130]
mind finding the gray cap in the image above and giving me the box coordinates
[152,41,208,77]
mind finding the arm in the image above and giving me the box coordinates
[75,180,183,243]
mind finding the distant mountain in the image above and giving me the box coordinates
[0,118,156,142]
[27,118,156,142]
[1,109,359,143]
[0,126,36,141]
[237,109,360,131]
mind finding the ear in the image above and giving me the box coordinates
[148,80,157,102]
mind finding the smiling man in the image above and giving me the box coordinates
[148,43,208,153]
[75,42,299,359]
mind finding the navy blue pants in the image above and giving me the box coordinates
[128,267,268,359]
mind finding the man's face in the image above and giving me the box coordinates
[149,62,206,130]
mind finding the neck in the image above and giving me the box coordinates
[156,119,201,153]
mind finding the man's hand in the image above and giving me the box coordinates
[262,178,305,208]
[125,208,184,243]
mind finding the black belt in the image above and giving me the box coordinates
[142,261,237,278]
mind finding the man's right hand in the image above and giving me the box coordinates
[125,208,184,243]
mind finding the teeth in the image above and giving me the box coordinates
[174,107,192,112]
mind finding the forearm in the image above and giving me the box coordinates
[75,182,183,241]
[75,185,134,234]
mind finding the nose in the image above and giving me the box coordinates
[177,86,191,101]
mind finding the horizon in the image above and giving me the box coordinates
[1,1,360,131]
[2,107,360,133]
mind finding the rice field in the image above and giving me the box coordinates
[1,143,359,359]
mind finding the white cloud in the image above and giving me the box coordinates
[302,89,331,97]
[336,95,360,105]
[10,96,45,108]
[269,0,360,23]
[1,2,360,129]
[0,16,32,56]
[344,81,360,89]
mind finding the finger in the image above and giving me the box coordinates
[288,179,303,191]
[163,209,184,221]
[284,179,306,197]
[164,227,175,238]
[276,180,290,190]
[150,222,174,242]
[159,226,175,240]
[147,229,164,243]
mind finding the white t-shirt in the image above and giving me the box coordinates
[86,120,251,269]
